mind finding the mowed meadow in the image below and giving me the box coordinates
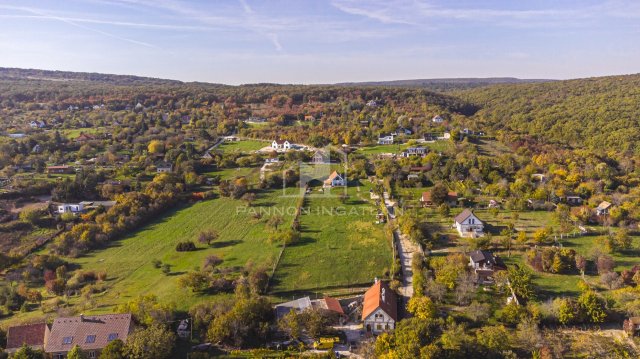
[270,183,393,296]
[63,187,300,312]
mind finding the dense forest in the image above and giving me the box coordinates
[459,74,640,154]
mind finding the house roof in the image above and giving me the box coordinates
[47,165,71,169]
[6,323,49,351]
[448,191,458,199]
[454,208,479,224]
[628,317,640,325]
[324,171,343,184]
[274,297,312,319]
[362,280,397,322]
[597,201,612,210]
[274,139,288,144]
[45,314,133,353]
[469,250,495,264]
[322,297,344,315]
[421,192,432,202]
[311,297,345,315]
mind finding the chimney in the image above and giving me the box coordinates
[374,277,378,284]
[80,314,85,322]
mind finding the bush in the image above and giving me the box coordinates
[175,241,197,252]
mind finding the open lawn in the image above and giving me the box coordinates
[57,188,301,312]
[270,183,393,296]
[219,139,268,153]
[357,140,453,157]
[61,127,103,139]
[204,166,261,184]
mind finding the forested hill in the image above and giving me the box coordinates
[459,74,640,154]
[337,77,553,91]
[0,67,187,86]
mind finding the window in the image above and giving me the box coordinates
[86,335,96,343]
[108,333,118,341]
[376,324,382,330]
[62,337,73,345]
[88,351,96,358]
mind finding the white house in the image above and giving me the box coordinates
[312,151,328,164]
[324,171,346,187]
[271,140,291,150]
[454,209,484,237]
[432,115,444,123]
[57,203,84,214]
[377,135,394,145]
[400,147,427,157]
[29,120,46,129]
[156,162,173,173]
[437,132,451,140]
[362,280,397,334]
[223,135,239,142]
[596,201,612,216]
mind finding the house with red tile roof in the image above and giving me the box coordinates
[362,280,397,334]
[323,171,346,187]
[45,313,133,359]
[5,322,50,354]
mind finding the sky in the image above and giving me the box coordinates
[0,0,639,84]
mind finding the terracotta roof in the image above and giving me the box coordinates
[628,317,640,325]
[6,323,49,352]
[454,208,475,224]
[45,314,133,353]
[362,281,397,321]
[322,297,344,315]
[324,171,342,184]
[421,192,431,202]
[448,191,458,199]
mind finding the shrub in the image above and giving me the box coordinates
[175,241,197,252]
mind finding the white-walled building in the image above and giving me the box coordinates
[57,203,84,214]
[454,209,484,237]
[362,280,397,334]
[271,140,291,150]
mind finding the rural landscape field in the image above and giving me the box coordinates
[1,0,640,358]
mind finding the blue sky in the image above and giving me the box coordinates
[0,0,639,84]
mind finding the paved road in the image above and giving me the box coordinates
[383,192,421,318]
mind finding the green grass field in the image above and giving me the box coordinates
[61,127,102,139]
[59,188,301,312]
[270,183,392,296]
[204,167,261,184]
[357,140,453,156]
[219,139,268,153]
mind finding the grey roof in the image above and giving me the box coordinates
[469,250,495,264]
[454,209,475,223]
[274,297,312,319]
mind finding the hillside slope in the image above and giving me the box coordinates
[459,74,640,153]
[337,77,553,91]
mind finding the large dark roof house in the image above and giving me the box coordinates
[45,313,133,359]
[5,322,50,354]
[468,250,506,284]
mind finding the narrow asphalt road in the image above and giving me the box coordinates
[383,192,420,319]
